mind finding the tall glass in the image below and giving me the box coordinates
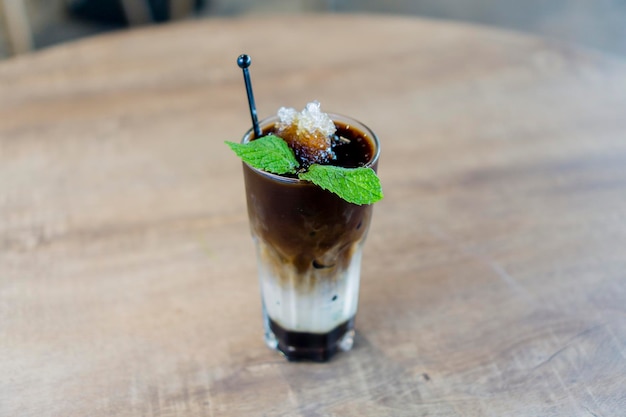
[241,113,380,361]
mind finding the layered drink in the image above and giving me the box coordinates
[237,102,380,361]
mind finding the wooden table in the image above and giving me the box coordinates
[1,14,625,416]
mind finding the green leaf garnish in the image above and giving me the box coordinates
[298,164,383,205]
[225,135,298,174]
[226,135,383,205]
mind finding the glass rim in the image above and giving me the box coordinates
[241,113,380,184]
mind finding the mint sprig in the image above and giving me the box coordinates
[226,135,383,205]
[225,135,298,175]
[299,165,383,205]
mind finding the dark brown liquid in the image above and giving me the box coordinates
[330,122,376,168]
[245,121,378,275]
[269,317,354,362]
[260,121,376,171]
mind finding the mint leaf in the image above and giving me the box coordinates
[299,165,383,205]
[225,135,299,174]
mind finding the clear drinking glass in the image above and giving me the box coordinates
[240,113,380,361]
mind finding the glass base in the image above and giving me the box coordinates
[263,315,355,362]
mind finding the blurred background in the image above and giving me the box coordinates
[1,0,626,58]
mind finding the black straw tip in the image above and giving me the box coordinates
[237,54,251,69]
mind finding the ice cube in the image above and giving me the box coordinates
[275,101,336,166]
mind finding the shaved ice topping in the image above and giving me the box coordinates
[275,101,336,166]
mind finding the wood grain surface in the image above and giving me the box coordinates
[1,14,625,417]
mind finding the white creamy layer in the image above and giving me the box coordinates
[256,242,363,334]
